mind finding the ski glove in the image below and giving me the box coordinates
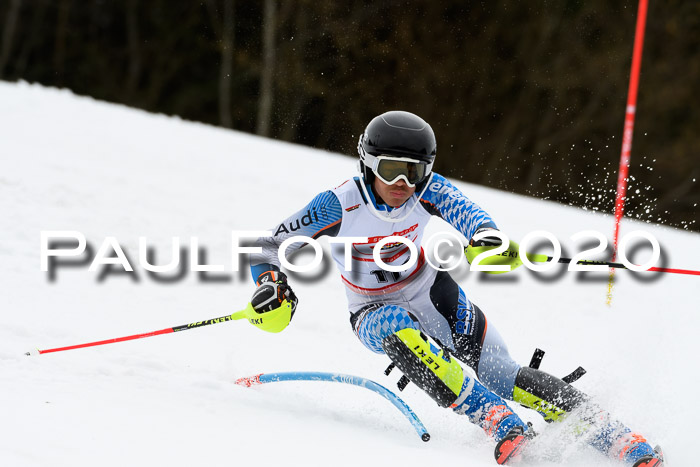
[251,270,298,318]
[465,228,523,273]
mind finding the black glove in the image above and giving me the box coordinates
[469,227,503,248]
[251,270,298,318]
[465,228,523,273]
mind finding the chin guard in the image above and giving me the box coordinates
[528,348,587,384]
[513,348,589,422]
[382,328,464,408]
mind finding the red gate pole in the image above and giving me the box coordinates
[607,0,650,305]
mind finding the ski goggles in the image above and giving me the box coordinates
[363,153,433,187]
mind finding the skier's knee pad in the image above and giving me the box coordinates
[382,328,464,408]
[513,366,588,422]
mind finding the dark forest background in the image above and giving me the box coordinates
[1,0,698,230]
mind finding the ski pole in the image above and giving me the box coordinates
[534,255,700,276]
[25,301,291,356]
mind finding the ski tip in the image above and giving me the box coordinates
[421,432,431,442]
[25,349,40,357]
[234,373,263,387]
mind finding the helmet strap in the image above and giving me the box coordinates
[357,160,377,187]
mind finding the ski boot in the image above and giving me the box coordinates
[494,423,535,465]
[609,432,664,466]
[633,448,664,467]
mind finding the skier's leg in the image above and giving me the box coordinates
[423,270,521,398]
[477,324,660,464]
[424,271,662,465]
[497,340,660,464]
[350,303,528,443]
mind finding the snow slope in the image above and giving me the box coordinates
[1,81,698,466]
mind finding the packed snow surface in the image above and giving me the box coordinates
[1,81,697,466]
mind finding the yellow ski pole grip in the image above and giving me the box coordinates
[232,300,293,333]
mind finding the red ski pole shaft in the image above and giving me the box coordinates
[26,305,252,356]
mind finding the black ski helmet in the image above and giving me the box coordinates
[357,111,437,184]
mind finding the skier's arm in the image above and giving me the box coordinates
[419,174,522,272]
[249,190,343,281]
[248,191,342,319]
[419,173,497,239]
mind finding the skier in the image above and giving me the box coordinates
[248,111,664,466]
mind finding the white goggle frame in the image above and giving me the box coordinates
[360,150,434,188]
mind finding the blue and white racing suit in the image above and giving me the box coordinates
[250,173,521,399]
[249,172,664,461]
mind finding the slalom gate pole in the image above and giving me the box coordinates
[235,371,431,442]
[538,256,700,276]
[608,0,650,304]
[26,304,256,356]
